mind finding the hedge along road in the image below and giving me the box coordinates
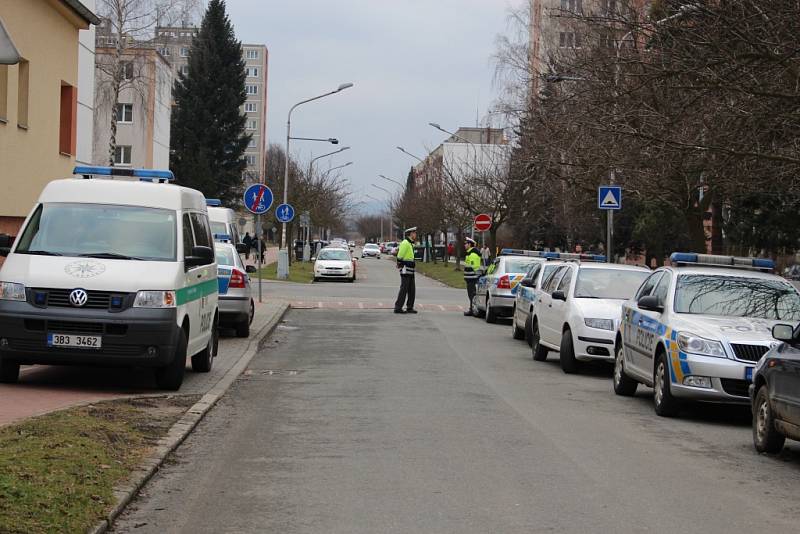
[111,268,798,533]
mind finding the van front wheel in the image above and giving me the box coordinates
[156,329,187,390]
[0,358,20,384]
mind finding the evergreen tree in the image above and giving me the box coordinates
[170,0,250,203]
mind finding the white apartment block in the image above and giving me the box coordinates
[153,26,268,182]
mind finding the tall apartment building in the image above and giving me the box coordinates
[0,0,99,236]
[153,26,269,183]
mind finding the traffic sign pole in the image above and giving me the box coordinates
[257,213,262,303]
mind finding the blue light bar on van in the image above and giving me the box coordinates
[213,233,231,242]
[669,252,775,272]
[73,166,174,182]
[206,199,222,207]
[498,249,605,262]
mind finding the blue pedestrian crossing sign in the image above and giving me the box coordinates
[243,184,273,215]
[598,186,622,210]
[276,203,295,223]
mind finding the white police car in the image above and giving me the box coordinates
[474,251,543,323]
[0,166,219,391]
[528,258,650,373]
[613,253,800,417]
[510,251,568,344]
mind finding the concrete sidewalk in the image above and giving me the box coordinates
[0,299,289,427]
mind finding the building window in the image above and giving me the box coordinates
[560,0,582,12]
[114,145,132,166]
[245,84,258,95]
[120,61,134,80]
[246,155,257,166]
[180,65,189,76]
[17,59,29,128]
[248,138,256,148]
[0,65,7,122]
[116,103,133,123]
[59,83,77,155]
[159,47,170,56]
[601,0,616,15]
[180,47,189,57]
[245,49,258,59]
[247,119,257,130]
[559,32,581,48]
[244,102,257,113]
[246,67,259,77]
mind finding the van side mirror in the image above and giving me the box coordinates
[638,295,663,313]
[185,245,214,268]
[552,290,567,301]
[245,265,257,274]
[772,324,794,342]
[236,243,248,254]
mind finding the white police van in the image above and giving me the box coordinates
[0,166,219,390]
[613,253,800,416]
[206,199,245,252]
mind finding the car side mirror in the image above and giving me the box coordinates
[638,295,663,313]
[772,324,794,342]
[245,265,257,274]
[236,243,248,254]
[185,245,214,268]
[552,290,567,301]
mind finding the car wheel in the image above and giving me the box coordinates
[484,297,497,323]
[235,311,251,338]
[473,295,485,318]
[524,314,533,347]
[192,314,218,372]
[531,319,548,361]
[511,307,525,339]
[155,328,187,390]
[653,352,680,417]
[0,358,20,384]
[613,341,638,396]
[249,299,255,325]
[753,385,785,453]
[559,329,580,374]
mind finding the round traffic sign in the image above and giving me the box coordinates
[276,203,295,223]
[473,213,492,232]
[243,184,273,215]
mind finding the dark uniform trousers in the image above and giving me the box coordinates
[466,278,477,311]
[395,274,416,311]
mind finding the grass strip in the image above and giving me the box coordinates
[415,261,467,289]
[0,396,197,534]
[256,261,315,284]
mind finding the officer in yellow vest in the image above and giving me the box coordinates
[394,227,418,314]
[463,237,483,316]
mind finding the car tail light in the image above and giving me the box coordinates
[229,269,247,288]
[497,275,511,289]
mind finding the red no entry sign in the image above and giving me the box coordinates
[473,213,492,232]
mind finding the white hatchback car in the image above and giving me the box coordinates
[530,261,650,373]
[314,247,355,282]
[361,243,381,258]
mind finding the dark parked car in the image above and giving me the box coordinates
[750,323,800,453]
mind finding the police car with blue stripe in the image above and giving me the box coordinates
[613,253,800,417]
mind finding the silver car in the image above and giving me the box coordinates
[214,242,255,338]
[474,254,542,323]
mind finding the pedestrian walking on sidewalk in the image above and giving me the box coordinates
[481,244,491,267]
[394,227,418,314]
[243,232,252,260]
[463,237,483,316]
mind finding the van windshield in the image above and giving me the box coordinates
[15,203,177,261]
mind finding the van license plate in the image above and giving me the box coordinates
[47,333,102,349]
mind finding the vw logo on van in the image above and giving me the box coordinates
[69,289,89,307]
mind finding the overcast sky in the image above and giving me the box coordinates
[224,0,523,213]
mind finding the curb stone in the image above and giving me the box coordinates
[87,301,290,534]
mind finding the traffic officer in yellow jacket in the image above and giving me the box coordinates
[394,227,418,314]
[463,237,483,316]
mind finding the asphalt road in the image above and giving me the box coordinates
[113,255,800,534]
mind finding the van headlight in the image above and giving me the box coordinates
[134,290,176,308]
[0,282,26,301]
[677,332,726,358]
[584,318,614,331]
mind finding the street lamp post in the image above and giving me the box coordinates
[279,82,354,279]
[371,183,393,241]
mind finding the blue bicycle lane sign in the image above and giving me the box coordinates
[243,184,274,215]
